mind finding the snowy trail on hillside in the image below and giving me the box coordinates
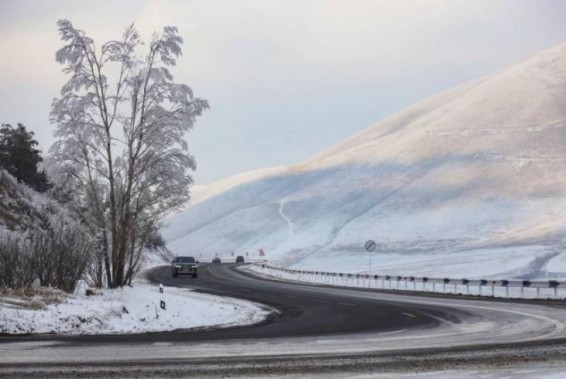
[279,199,294,238]
[427,117,566,136]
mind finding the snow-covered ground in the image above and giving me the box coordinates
[163,42,566,280]
[288,245,560,279]
[0,279,271,335]
[260,363,566,379]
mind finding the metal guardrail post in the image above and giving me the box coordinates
[462,279,469,294]
[549,280,559,298]
[522,280,531,298]
[479,279,487,296]
[501,280,509,297]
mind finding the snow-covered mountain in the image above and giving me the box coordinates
[164,42,566,279]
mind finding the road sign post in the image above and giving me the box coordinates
[364,240,377,274]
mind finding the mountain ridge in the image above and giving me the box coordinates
[164,41,566,279]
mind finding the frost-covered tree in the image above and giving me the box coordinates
[50,20,208,287]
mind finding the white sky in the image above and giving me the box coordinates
[1,0,565,184]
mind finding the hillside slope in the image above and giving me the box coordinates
[0,170,57,231]
[164,42,566,279]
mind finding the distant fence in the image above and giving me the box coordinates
[254,264,565,300]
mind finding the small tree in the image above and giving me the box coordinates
[0,123,50,192]
[50,20,208,287]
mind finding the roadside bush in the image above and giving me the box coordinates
[0,220,93,293]
[0,231,34,288]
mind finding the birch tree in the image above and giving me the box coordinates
[50,20,208,287]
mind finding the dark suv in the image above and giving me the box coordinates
[236,255,245,263]
[171,256,198,278]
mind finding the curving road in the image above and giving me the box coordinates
[2,263,566,377]
[146,263,451,340]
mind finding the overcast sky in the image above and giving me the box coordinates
[1,0,566,184]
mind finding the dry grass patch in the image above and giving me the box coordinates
[0,287,67,310]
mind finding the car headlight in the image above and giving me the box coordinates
[175,265,181,268]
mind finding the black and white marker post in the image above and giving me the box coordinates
[159,283,166,311]
[365,240,377,274]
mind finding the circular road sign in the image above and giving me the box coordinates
[365,240,377,252]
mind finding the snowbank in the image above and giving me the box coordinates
[0,280,270,335]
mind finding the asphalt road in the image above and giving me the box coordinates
[3,263,566,377]
[0,263,451,345]
[145,263,453,340]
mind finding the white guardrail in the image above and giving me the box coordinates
[254,264,566,300]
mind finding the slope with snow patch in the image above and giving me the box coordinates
[164,42,566,279]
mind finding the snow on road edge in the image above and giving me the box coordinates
[0,279,272,335]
